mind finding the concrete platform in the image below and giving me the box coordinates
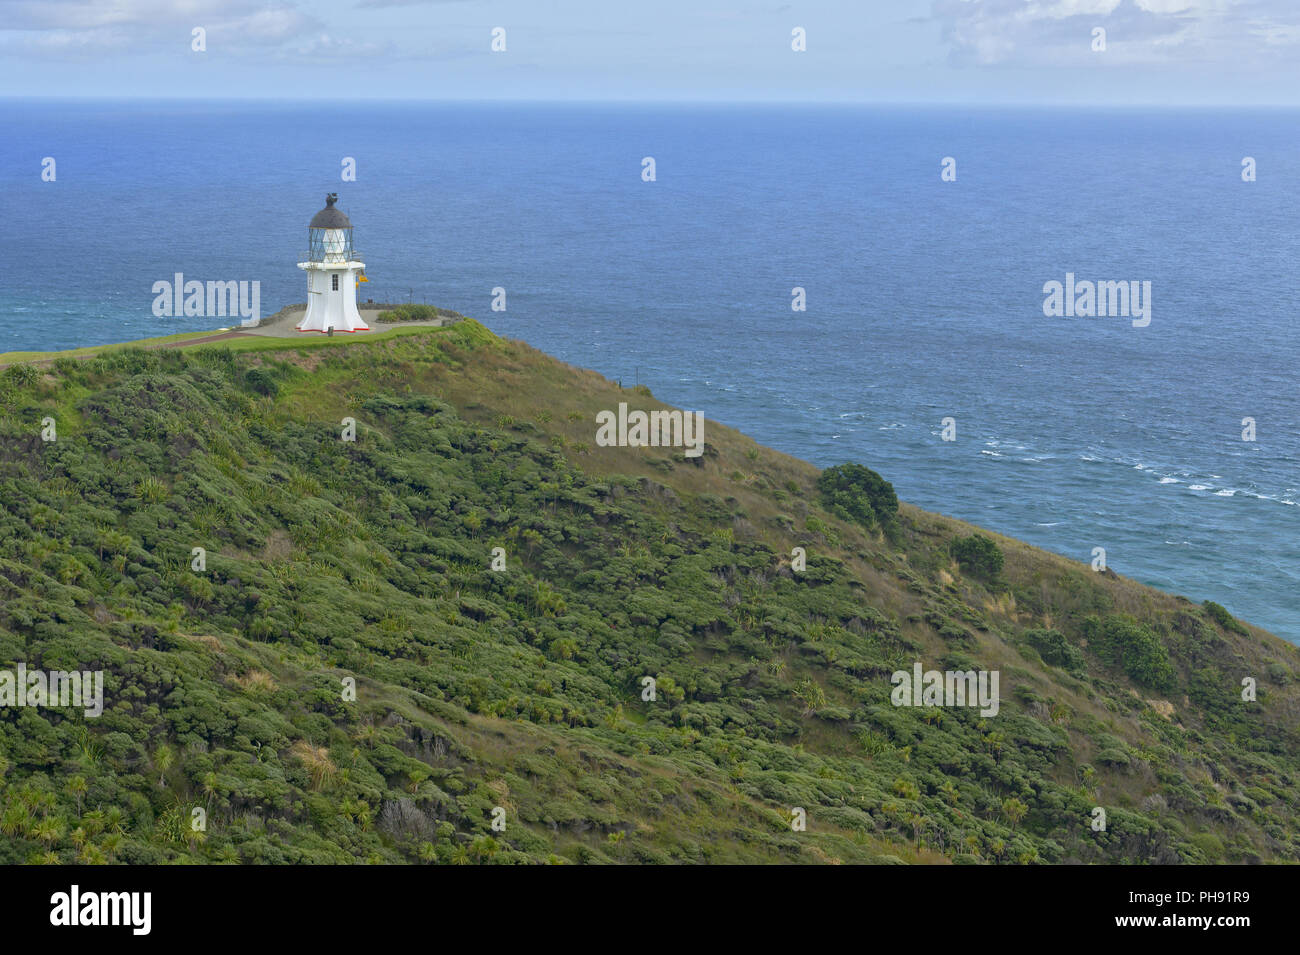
[241,304,460,338]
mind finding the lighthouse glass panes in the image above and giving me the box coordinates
[309,225,354,262]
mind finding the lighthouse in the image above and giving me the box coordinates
[297,193,368,333]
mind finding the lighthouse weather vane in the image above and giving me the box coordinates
[297,193,369,333]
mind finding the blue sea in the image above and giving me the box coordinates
[2,101,1297,640]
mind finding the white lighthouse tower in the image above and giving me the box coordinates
[297,193,369,333]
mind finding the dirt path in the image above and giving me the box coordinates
[156,330,252,348]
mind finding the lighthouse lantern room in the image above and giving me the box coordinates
[297,193,369,333]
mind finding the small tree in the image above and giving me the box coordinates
[816,463,898,531]
[1001,797,1028,828]
[68,776,87,816]
[952,534,1004,579]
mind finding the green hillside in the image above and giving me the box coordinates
[0,322,1296,864]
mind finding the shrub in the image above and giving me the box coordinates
[816,463,898,530]
[245,367,279,397]
[952,534,1004,579]
[1202,600,1248,635]
[53,356,83,380]
[1188,831,1225,862]
[1082,615,1177,691]
[3,363,39,388]
[1023,628,1084,672]
[376,304,454,322]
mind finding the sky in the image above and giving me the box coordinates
[1,0,1298,105]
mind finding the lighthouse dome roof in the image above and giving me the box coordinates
[310,193,352,229]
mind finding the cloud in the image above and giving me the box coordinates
[0,0,328,56]
[930,0,1300,66]
[279,31,395,60]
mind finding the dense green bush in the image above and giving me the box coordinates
[951,534,1004,579]
[3,363,39,387]
[1203,600,1248,635]
[815,463,898,530]
[1023,628,1084,673]
[244,367,279,397]
[1082,615,1177,691]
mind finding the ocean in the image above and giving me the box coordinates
[1,101,1296,639]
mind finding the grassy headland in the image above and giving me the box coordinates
[0,320,1296,864]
